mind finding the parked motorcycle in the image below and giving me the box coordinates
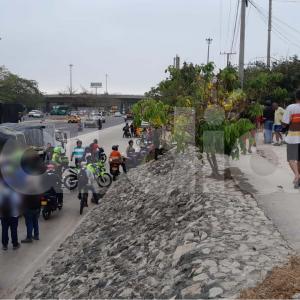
[123,130,131,138]
[63,161,112,190]
[92,161,112,188]
[41,192,63,220]
[98,147,107,162]
[63,166,79,190]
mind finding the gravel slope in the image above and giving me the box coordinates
[18,148,291,299]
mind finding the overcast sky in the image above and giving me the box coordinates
[0,0,299,95]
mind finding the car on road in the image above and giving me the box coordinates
[114,112,122,117]
[91,112,106,123]
[84,116,98,128]
[28,110,44,118]
[67,115,81,123]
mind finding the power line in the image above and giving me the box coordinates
[249,0,300,50]
[231,0,240,53]
[226,0,233,46]
[220,51,237,67]
[252,0,300,35]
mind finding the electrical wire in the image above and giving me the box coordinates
[231,0,240,53]
[226,0,233,46]
[249,0,300,50]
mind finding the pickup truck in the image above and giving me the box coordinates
[0,123,68,157]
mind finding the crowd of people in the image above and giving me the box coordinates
[0,120,164,251]
[244,89,300,189]
[262,101,286,145]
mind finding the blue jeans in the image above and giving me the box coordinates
[264,120,274,144]
[24,209,40,239]
[1,217,19,247]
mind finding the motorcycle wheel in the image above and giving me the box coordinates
[42,208,51,220]
[80,199,85,215]
[63,175,78,190]
[96,173,112,188]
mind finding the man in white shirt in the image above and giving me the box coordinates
[282,89,300,188]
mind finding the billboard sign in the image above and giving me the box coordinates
[90,82,102,88]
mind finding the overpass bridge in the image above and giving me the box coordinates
[44,94,144,112]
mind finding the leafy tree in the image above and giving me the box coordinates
[141,62,253,178]
[132,99,170,128]
[0,66,43,109]
[272,56,300,102]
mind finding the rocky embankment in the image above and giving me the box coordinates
[19,148,291,299]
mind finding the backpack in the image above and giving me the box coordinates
[0,193,12,218]
[77,167,88,188]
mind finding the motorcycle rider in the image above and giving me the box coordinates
[78,157,100,205]
[90,139,100,161]
[52,146,63,165]
[123,123,131,138]
[71,140,85,167]
[51,146,64,178]
[109,145,127,174]
[44,164,63,207]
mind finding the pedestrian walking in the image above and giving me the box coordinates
[272,102,285,146]
[130,124,135,137]
[21,194,41,243]
[263,100,275,144]
[98,118,102,130]
[282,89,300,189]
[0,175,21,250]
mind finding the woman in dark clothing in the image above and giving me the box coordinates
[263,100,275,144]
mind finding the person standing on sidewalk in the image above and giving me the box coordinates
[0,177,21,250]
[153,126,162,160]
[282,89,300,189]
[263,100,275,144]
[21,194,41,243]
[273,102,285,146]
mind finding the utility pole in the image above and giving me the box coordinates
[239,0,248,88]
[175,55,180,69]
[220,51,236,67]
[69,64,73,95]
[206,38,213,64]
[267,0,272,69]
[105,73,108,94]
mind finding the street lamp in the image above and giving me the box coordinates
[105,73,108,94]
[206,38,213,64]
[69,64,73,95]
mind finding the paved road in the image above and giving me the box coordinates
[23,115,125,138]
[231,133,300,251]
[0,120,131,298]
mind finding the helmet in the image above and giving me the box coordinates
[53,146,62,154]
[46,164,56,172]
[86,155,92,164]
[112,145,119,151]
